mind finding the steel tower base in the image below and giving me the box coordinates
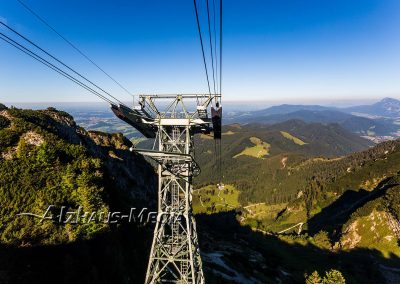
[144,126,204,284]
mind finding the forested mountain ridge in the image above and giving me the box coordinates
[194,121,373,201]
[0,105,157,282]
[195,121,399,206]
[223,98,400,137]
[231,110,397,136]
[226,97,400,121]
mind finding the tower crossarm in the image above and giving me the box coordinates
[111,94,221,138]
[132,149,201,178]
[139,93,221,120]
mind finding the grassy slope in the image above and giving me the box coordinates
[193,185,240,214]
[233,136,270,158]
[280,131,307,145]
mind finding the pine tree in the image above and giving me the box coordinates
[305,271,322,284]
[313,230,331,250]
[323,269,345,284]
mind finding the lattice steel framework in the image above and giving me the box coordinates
[111,94,221,284]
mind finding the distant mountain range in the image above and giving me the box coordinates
[225,98,400,137]
[344,97,400,118]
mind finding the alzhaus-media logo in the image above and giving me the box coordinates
[15,205,181,225]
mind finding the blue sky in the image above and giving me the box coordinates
[1,0,400,103]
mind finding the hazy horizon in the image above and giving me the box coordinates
[2,96,399,113]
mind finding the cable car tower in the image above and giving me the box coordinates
[111,93,221,283]
[1,0,222,282]
[112,0,223,281]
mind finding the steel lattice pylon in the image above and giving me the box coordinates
[110,94,221,284]
[145,125,204,283]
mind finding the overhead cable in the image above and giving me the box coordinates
[0,32,114,104]
[193,0,212,95]
[16,0,134,98]
[219,0,223,96]
[0,21,124,106]
[212,0,219,94]
[206,0,217,95]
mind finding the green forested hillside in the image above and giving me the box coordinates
[194,138,400,283]
[191,120,400,283]
[194,121,373,204]
[0,106,157,282]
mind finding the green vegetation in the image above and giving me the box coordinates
[193,184,240,214]
[1,105,399,283]
[197,209,389,284]
[0,129,19,152]
[193,122,400,282]
[342,210,400,258]
[305,269,346,284]
[384,183,400,220]
[0,106,157,282]
[233,136,270,158]
[280,130,307,145]
[0,139,108,244]
[241,201,307,233]
[0,103,7,111]
[312,231,331,250]
[169,123,400,282]
[194,122,376,206]
[0,108,116,244]
[0,108,155,246]
[0,115,10,130]
[306,271,323,284]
